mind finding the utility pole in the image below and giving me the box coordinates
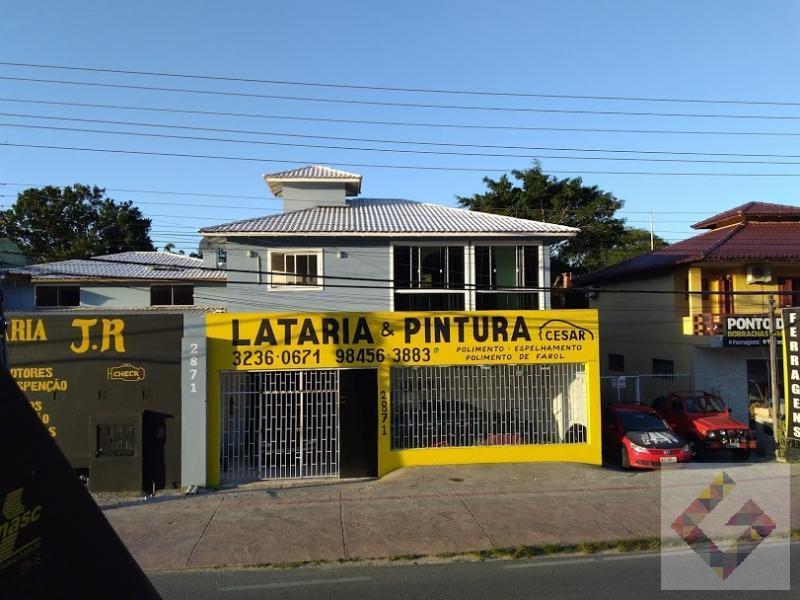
[649,211,655,251]
[768,295,781,444]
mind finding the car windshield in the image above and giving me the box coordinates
[684,395,726,413]
[616,410,670,432]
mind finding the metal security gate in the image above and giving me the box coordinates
[391,363,587,449]
[600,374,693,406]
[220,370,340,482]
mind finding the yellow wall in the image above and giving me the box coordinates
[205,310,601,484]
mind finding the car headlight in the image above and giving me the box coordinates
[707,431,717,439]
[719,430,726,436]
[682,444,690,453]
[630,443,647,453]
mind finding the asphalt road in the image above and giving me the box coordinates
[151,543,799,600]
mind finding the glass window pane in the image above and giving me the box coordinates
[475,246,492,289]
[494,246,517,288]
[58,286,80,307]
[172,285,194,305]
[523,246,539,287]
[394,293,465,311]
[447,246,464,288]
[270,253,287,286]
[35,286,58,307]
[476,292,538,310]
[150,285,172,306]
[394,246,411,289]
[419,247,443,288]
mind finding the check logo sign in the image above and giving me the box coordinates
[671,472,776,580]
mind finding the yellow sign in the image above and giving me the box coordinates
[206,311,598,370]
[206,310,601,484]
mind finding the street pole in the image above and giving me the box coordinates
[649,211,655,251]
[768,296,781,444]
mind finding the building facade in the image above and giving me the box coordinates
[582,202,800,423]
[4,251,226,312]
[194,166,601,485]
[198,166,576,314]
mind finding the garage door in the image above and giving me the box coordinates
[390,363,587,449]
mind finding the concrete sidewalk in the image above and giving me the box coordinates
[101,462,799,572]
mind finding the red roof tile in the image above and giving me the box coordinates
[581,221,800,284]
[692,201,800,229]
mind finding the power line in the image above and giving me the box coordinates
[5,96,800,137]
[12,110,800,159]
[7,252,800,297]
[12,120,800,166]
[14,121,800,166]
[3,61,800,108]
[7,75,800,120]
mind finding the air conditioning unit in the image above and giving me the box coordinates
[746,264,773,284]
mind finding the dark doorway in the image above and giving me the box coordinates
[339,369,378,477]
[142,411,168,492]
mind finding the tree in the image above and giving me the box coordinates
[0,185,154,262]
[459,163,635,274]
[596,227,668,268]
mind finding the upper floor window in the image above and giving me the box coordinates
[474,245,539,310]
[151,284,194,306]
[393,246,465,311]
[779,278,800,308]
[269,250,323,289]
[393,246,464,289]
[35,285,80,307]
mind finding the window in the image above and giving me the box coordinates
[35,285,80,307]
[393,246,465,311]
[608,353,625,372]
[269,250,322,288]
[150,284,194,306]
[779,278,800,308]
[652,358,674,378]
[474,245,539,310]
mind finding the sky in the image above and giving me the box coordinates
[2,0,800,254]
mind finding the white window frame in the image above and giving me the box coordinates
[266,248,324,291]
[390,242,469,310]
[34,284,81,308]
[472,242,545,310]
[390,241,547,311]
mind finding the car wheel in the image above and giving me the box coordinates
[689,438,703,459]
[620,446,631,470]
[734,449,751,461]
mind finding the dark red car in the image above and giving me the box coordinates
[603,403,691,469]
[651,392,756,460]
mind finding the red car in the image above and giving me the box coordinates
[603,403,691,469]
[651,392,756,460]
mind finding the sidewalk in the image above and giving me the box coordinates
[101,461,799,572]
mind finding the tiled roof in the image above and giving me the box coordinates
[581,221,800,284]
[9,251,226,282]
[199,198,579,236]
[692,201,800,229]
[263,165,362,196]
[8,305,227,314]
